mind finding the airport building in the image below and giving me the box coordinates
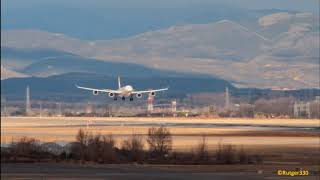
[293,101,311,118]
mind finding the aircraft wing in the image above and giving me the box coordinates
[75,84,121,93]
[132,87,169,94]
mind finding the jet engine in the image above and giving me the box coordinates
[93,90,98,95]
[136,93,142,98]
[150,91,156,96]
[108,92,115,97]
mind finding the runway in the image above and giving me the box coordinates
[2,163,319,180]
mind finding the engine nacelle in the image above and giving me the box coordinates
[108,92,115,97]
[136,93,142,98]
[150,91,156,96]
[93,90,98,95]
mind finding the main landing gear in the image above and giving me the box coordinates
[114,96,133,101]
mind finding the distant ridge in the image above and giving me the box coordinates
[1,65,28,80]
[1,12,319,89]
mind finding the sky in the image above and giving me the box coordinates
[223,0,319,13]
[2,0,319,12]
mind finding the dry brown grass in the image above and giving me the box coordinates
[2,116,319,151]
[2,116,319,127]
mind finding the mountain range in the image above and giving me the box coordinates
[2,1,287,40]
[1,11,319,91]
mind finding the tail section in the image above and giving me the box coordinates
[118,76,121,89]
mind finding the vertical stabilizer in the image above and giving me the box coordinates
[118,76,121,89]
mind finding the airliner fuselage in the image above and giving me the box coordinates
[118,85,134,97]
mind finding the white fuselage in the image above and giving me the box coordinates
[118,85,134,97]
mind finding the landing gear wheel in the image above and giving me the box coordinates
[122,97,125,101]
[130,97,133,101]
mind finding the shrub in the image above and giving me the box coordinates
[121,133,144,162]
[215,143,263,164]
[147,126,172,158]
[73,129,117,163]
[238,146,249,164]
[194,134,209,162]
[215,143,237,164]
[100,134,117,163]
[87,133,102,161]
[6,136,56,162]
[75,129,91,161]
[10,137,41,157]
[169,151,195,164]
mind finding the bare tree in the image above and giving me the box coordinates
[87,133,102,161]
[122,133,144,161]
[101,134,117,162]
[10,136,40,158]
[73,129,118,163]
[215,143,236,164]
[194,134,209,161]
[75,128,90,161]
[147,126,172,158]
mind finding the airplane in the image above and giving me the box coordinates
[75,76,168,101]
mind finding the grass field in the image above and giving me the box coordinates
[2,117,319,149]
[2,116,319,127]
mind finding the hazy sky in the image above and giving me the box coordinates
[2,0,319,13]
[223,0,319,13]
[2,0,319,40]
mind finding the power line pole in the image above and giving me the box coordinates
[39,101,42,118]
[225,87,230,109]
[2,96,7,116]
[171,99,177,117]
[147,94,154,115]
[26,86,31,116]
[57,102,62,117]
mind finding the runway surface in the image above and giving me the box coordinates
[2,163,319,180]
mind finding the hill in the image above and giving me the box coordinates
[1,12,319,89]
[0,65,28,80]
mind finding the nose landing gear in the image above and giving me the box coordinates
[130,97,133,101]
[122,96,125,101]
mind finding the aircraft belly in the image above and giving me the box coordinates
[120,91,132,97]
